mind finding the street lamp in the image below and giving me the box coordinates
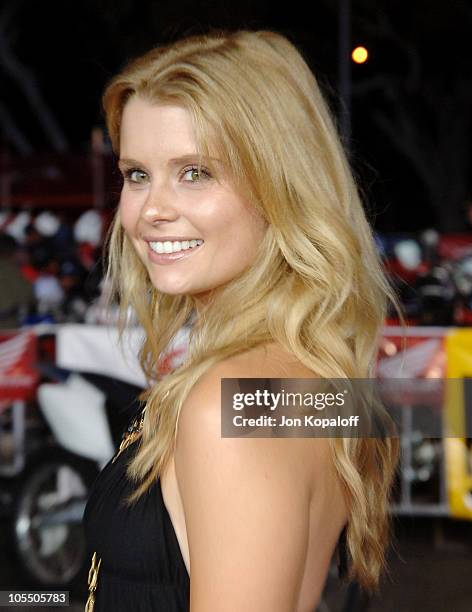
[352,46,369,64]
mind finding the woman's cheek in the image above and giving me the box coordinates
[118,198,135,234]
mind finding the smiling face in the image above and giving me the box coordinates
[118,96,267,309]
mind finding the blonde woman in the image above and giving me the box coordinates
[83,29,401,612]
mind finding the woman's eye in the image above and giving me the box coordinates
[181,166,212,183]
[123,168,148,184]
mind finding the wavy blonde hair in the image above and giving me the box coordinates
[102,29,402,593]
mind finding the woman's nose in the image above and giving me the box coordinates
[141,188,179,225]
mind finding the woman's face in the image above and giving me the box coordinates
[118,96,267,307]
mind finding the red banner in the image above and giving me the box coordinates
[0,331,39,402]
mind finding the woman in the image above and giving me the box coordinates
[83,29,401,611]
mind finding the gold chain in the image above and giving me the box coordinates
[111,408,146,464]
[85,408,146,609]
[83,398,172,607]
[85,551,101,612]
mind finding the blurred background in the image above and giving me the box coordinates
[0,1,471,610]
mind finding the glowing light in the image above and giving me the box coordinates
[352,46,369,64]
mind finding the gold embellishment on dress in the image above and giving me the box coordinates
[111,408,146,464]
[85,551,102,612]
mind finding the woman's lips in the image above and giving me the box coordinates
[146,242,204,265]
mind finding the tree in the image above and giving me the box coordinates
[351,5,472,232]
[0,0,68,154]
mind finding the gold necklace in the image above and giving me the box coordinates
[86,407,146,610]
[85,552,101,612]
[111,407,146,463]
[85,385,173,610]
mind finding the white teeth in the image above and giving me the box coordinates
[149,239,204,254]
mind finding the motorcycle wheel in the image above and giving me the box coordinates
[10,448,97,589]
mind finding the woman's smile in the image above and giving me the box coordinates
[146,239,205,265]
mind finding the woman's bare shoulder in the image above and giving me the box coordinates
[178,341,315,415]
[176,342,330,498]
[173,347,312,610]
[173,345,341,610]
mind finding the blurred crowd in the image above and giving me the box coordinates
[0,209,107,329]
[2,207,472,330]
[378,228,472,326]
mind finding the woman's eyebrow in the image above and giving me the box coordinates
[167,154,220,166]
[118,155,220,167]
[118,157,144,167]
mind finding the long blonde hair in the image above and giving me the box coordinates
[102,29,402,592]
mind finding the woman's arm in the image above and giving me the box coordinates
[174,359,336,612]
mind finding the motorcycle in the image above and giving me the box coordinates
[9,367,143,589]
[6,320,191,590]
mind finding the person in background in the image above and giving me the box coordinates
[0,233,35,329]
[57,258,88,322]
[32,256,64,319]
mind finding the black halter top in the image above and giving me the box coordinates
[83,439,190,612]
[83,420,348,612]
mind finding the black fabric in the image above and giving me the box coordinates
[84,424,349,611]
[83,440,190,612]
[337,524,349,580]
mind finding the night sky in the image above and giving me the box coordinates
[1,0,471,233]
